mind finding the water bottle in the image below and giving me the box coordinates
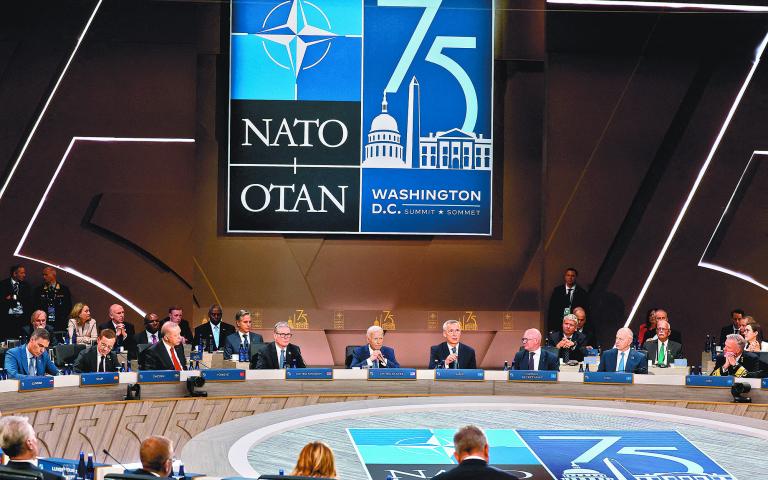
[197,335,203,352]
[584,363,590,372]
[77,451,86,479]
[238,343,247,362]
[177,462,186,479]
[72,330,78,345]
[578,363,584,373]
[710,346,717,362]
[704,334,711,353]
[278,468,285,476]
[503,360,509,371]
[85,453,94,480]
[195,360,200,369]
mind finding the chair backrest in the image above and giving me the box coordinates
[258,476,334,480]
[249,342,266,361]
[0,347,7,370]
[345,345,359,368]
[104,473,158,480]
[136,343,152,354]
[0,465,45,480]
[53,343,86,367]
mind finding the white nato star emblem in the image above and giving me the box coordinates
[258,0,337,78]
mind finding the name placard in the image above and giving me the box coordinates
[80,372,120,386]
[368,368,417,380]
[686,375,734,388]
[434,369,485,381]
[285,368,333,380]
[584,356,599,365]
[38,457,98,478]
[763,378,768,389]
[189,350,203,361]
[583,371,633,384]
[673,358,688,367]
[201,369,246,382]
[508,370,558,382]
[18,376,54,392]
[138,370,181,383]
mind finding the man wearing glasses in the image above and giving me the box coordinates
[642,319,682,367]
[513,328,559,371]
[74,329,120,373]
[252,321,306,369]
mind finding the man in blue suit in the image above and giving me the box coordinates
[4,328,59,378]
[513,328,560,371]
[223,309,264,360]
[597,327,647,374]
[350,325,400,368]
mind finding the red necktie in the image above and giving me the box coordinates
[170,347,182,371]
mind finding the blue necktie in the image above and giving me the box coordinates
[279,349,285,369]
[451,346,458,369]
[29,357,36,376]
[618,352,626,372]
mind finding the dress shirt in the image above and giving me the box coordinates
[616,349,630,371]
[529,348,541,371]
[163,341,182,370]
[657,340,668,364]
[211,322,220,347]
[448,343,460,367]
[26,347,37,375]
[273,343,287,368]
[366,345,387,367]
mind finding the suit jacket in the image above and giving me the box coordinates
[160,317,194,344]
[20,324,58,346]
[719,324,740,347]
[124,467,170,478]
[97,320,136,351]
[32,282,72,331]
[710,351,766,377]
[192,321,235,351]
[547,330,587,362]
[513,348,560,371]
[350,344,400,368]
[223,331,264,360]
[138,341,187,371]
[432,458,520,480]
[6,460,66,480]
[429,342,477,369]
[597,348,647,374]
[1,277,33,338]
[73,345,121,373]
[578,323,598,347]
[546,283,589,333]
[128,329,161,360]
[4,345,59,378]
[252,342,306,369]
[643,339,683,366]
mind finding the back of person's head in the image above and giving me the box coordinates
[0,416,35,458]
[139,435,173,476]
[291,441,337,478]
[453,425,488,458]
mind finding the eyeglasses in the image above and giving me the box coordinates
[521,338,535,343]
[97,342,113,349]
[275,333,293,338]
[656,327,670,332]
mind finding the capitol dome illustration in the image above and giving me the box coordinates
[363,93,405,168]
[561,463,613,480]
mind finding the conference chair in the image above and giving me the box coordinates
[344,345,359,368]
[104,473,158,480]
[0,465,45,480]
[52,343,86,368]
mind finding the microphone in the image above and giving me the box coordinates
[102,449,130,470]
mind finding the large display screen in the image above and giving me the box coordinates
[228,0,494,234]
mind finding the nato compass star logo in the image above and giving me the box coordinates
[231,0,362,101]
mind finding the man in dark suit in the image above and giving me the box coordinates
[597,328,647,374]
[192,304,235,352]
[4,328,59,378]
[643,319,683,367]
[139,323,186,371]
[252,321,306,369]
[350,325,400,368]
[429,319,477,369]
[711,334,766,377]
[125,436,174,478]
[20,310,58,346]
[223,309,264,360]
[546,267,589,334]
[573,307,597,349]
[97,303,136,352]
[160,306,193,344]
[129,313,162,360]
[32,266,72,331]
[513,328,560,371]
[432,425,519,480]
[0,416,66,480]
[547,314,587,363]
[1,264,33,340]
[73,329,121,373]
[718,309,745,347]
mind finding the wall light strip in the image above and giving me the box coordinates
[623,32,768,328]
[547,0,768,12]
[14,136,195,317]
[0,0,104,203]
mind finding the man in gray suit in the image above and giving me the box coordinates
[643,319,682,366]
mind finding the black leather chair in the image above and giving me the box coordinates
[248,342,268,368]
[344,345,360,368]
[0,465,45,480]
[52,343,86,368]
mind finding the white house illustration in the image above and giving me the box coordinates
[363,76,492,171]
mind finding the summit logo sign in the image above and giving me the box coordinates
[227,0,494,234]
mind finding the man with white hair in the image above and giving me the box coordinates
[138,322,187,371]
[429,320,477,369]
[350,325,400,368]
[513,328,559,371]
[597,327,647,374]
[711,334,765,377]
[0,416,65,480]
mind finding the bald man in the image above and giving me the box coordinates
[98,303,135,351]
[513,328,559,371]
[138,323,187,371]
[597,328,647,374]
[126,436,174,478]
